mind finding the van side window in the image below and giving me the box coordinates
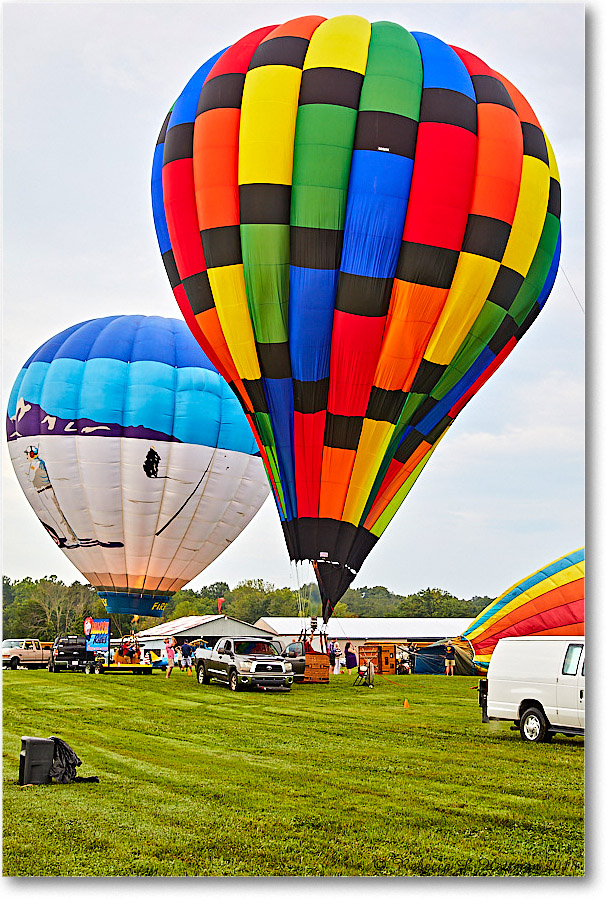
[562,644,583,675]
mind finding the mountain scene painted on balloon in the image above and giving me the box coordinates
[7,315,263,453]
[7,399,188,445]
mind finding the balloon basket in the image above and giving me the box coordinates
[303,653,330,684]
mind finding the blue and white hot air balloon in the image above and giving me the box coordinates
[6,315,270,616]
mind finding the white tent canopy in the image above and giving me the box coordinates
[133,614,277,652]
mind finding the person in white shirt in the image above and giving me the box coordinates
[333,642,342,675]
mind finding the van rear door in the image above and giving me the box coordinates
[556,642,584,727]
[578,653,585,728]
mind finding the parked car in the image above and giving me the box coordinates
[478,635,585,742]
[2,639,52,670]
[48,635,95,672]
[195,636,293,692]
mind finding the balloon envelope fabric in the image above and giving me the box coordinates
[461,548,584,673]
[6,315,270,616]
[152,14,562,621]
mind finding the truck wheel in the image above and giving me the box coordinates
[94,662,104,675]
[229,669,240,692]
[10,657,19,670]
[520,707,552,743]
[84,661,93,675]
[197,663,210,685]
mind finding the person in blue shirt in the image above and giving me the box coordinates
[444,643,456,676]
[181,641,194,675]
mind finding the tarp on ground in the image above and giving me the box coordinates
[412,638,475,675]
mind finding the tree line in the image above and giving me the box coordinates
[2,574,493,642]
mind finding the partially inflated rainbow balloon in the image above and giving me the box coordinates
[462,548,584,672]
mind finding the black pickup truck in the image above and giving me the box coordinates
[48,636,97,672]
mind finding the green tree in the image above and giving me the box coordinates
[291,583,321,618]
[395,588,491,618]
[267,587,299,616]
[341,586,401,617]
[2,576,16,609]
[2,577,100,640]
[171,599,200,619]
[331,600,355,618]
[161,584,227,620]
[199,582,229,602]
[397,587,458,617]
[3,577,40,637]
[31,578,99,638]
[467,596,495,617]
[225,579,275,624]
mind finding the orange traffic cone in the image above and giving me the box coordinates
[403,699,409,708]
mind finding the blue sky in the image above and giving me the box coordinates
[2,1,586,603]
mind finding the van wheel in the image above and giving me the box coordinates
[520,707,552,743]
[10,658,19,670]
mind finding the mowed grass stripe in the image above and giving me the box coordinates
[3,669,583,876]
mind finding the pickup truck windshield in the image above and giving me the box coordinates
[2,640,23,648]
[234,641,279,656]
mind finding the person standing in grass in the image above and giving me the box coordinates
[165,638,176,679]
[328,639,336,671]
[344,641,357,674]
[332,641,342,675]
[444,643,456,676]
[181,640,194,676]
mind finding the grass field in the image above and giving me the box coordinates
[2,667,584,877]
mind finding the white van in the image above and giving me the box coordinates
[478,636,584,742]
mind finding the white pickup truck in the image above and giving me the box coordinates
[478,635,584,742]
[195,636,294,692]
[2,639,52,670]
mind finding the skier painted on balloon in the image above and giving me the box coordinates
[142,445,218,537]
[143,446,161,478]
[24,445,123,550]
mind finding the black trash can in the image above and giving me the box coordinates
[19,736,55,785]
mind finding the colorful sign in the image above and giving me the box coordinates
[84,617,110,654]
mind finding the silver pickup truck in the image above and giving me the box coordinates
[195,637,293,692]
[2,639,52,670]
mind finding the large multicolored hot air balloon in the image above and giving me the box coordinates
[461,548,584,673]
[6,315,269,616]
[152,14,561,621]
